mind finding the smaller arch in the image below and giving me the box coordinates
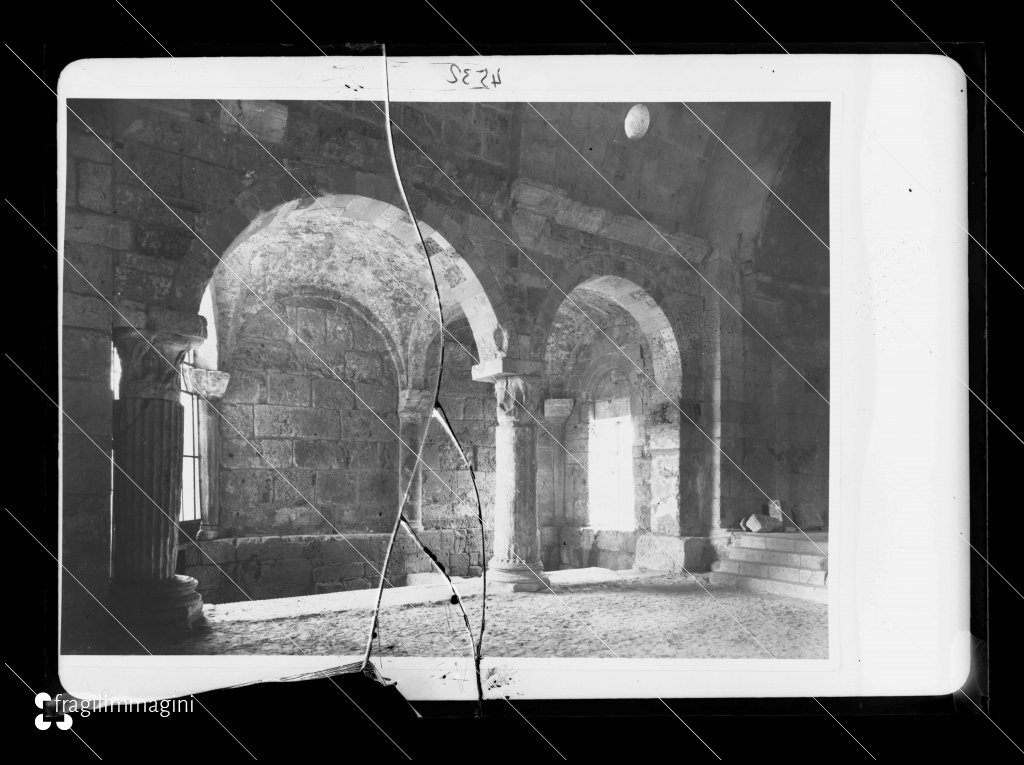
[536,268,684,402]
[541,271,687,539]
[577,353,641,400]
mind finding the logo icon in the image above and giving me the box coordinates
[35,692,72,730]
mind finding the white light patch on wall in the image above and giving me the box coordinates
[110,343,121,400]
[195,286,218,370]
[180,351,202,523]
[587,414,636,530]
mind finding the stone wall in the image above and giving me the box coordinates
[421,321,498,533]
[217,293,399,537]
[62,104,120,646]
[555,527,638,571]
[182,527,492,604]
[723,109,831,530]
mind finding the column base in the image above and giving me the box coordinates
[110,574,205,630]
[486,560,551,593]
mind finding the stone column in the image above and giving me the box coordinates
[187,368,230,541]
[110,325,206,629]
[487,374,550,592]
[398,413,424,531]
[397,389,433,531]
[702,256,732,548]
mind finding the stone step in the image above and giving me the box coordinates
[725,546,828,570]
[730,532,829,556]
[711,559,827,586]
[709,570,827,603]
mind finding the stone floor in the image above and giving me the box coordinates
[136,568,827,659]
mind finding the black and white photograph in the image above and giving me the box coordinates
[58,95,830,665]
[7,0,1018,755]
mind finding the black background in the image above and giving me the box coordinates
[3,0,1019,759]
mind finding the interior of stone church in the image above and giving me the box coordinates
[61,98,830,658]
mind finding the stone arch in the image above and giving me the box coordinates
[576,353,637,399]
[207,198,430,393]
[539,268,690,539]
[535,266,684,403]
[171,180,514,371]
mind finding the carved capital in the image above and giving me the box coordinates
[494,374,541,426]
[113,328,205,402]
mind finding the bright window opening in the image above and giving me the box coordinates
[587,411,636,530]
[180,350,202,522]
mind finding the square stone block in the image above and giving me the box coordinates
[633,534,711,573]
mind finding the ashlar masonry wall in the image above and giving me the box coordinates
[216,293,400,538]
[419,321,497,576]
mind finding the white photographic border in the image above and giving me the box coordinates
[56,53,970,701]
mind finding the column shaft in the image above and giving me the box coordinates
[398,415,424,530]
[487,374,549,592]
[111,398,182,581]
[109,327,204,629]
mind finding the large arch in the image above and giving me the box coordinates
[171,190,520,592]
[171,181,515,373]
[534,269,684,404]
[538,270,693,569]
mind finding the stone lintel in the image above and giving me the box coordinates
[594,396,633,420]
[471,357,544,383]
[543,397,574,424]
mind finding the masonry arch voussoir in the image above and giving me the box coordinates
[536,261,685,401]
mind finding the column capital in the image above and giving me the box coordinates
[494,373,542,426]
[113,327,206,402]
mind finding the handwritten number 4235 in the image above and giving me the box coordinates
[447,65,502,89]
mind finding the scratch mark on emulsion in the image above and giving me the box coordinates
[360,46,487,711]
